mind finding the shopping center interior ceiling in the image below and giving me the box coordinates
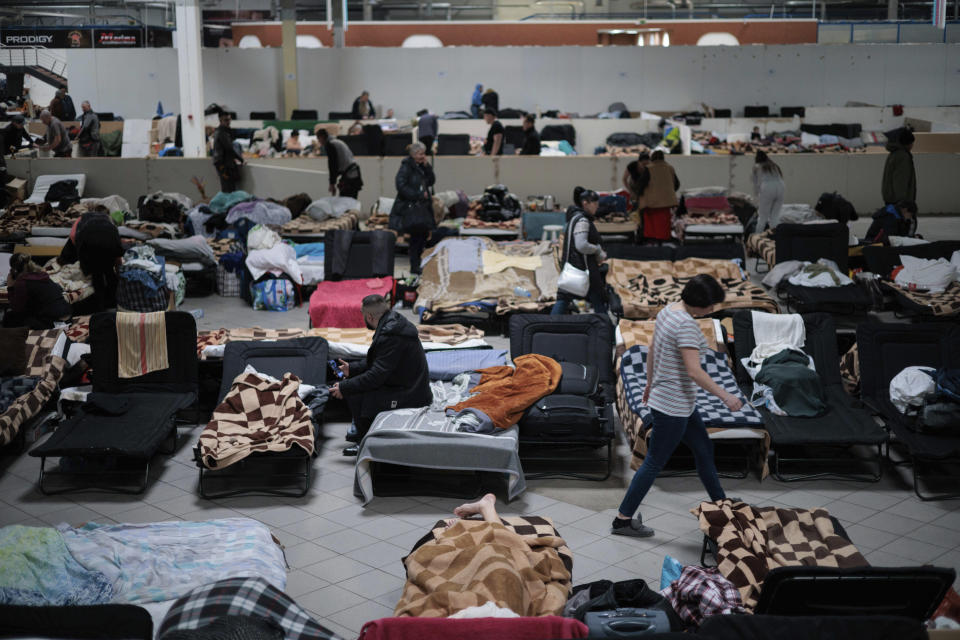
[0,0,944,25]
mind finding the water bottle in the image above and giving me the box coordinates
[513,286,531,298]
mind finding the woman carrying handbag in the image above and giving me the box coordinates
[552,188,608,315]
[389,142,436,274]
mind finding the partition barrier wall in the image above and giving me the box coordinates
[9,152,960,214]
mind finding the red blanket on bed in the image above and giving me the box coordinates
[308,277,394,328]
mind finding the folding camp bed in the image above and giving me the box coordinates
[308,230,396,328]
[776,280,873,315]
[732,311,888,482]
[747,221,849,273]
[607,257,777,320]
[863,241,960,318]
[604,242,746,264]
[416,237,557,329]
[196,337,328,498]
[509,314,616,481]
[30,311,198,494]
[858,322,960,500]
[25,174,86,207]
[616,318,766,479]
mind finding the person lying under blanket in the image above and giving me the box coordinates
[394,493,574,618]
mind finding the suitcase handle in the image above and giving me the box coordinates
[537,402,591,412]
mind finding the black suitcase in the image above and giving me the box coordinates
[519,394,607,443]
[509,313,614,401]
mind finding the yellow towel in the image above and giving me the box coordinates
[481,250,542,275]
[116,311,169,379]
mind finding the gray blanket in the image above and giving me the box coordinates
[354,405,525,505]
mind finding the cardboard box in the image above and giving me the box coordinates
[4,177,26,201]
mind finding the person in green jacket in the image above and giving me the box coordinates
[881,128,916,206]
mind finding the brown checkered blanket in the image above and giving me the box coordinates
[694,500,868,610]
[607,258,777,319]
[840,343,860,396]
[884,281,960,317]
[364,214,390,232]
[0,203,77,238]
[395,516,573,618]
[0,355,65,447]
[746,230,775,267]
[25,330,62,377]
[207,238,244,260]
[198,371,315,469]
[124,220,180,239]
[673,211,741,242]
[280,211,359,236]
[614,319,769,477]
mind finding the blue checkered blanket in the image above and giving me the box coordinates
[620,345,763,428]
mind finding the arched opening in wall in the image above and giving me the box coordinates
[296,35,324,48]
[237,34,263,48]
[696,32,740,46]
[401,34,443,48]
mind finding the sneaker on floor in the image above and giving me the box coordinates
[342,444,359,457]
[611,516,655,538]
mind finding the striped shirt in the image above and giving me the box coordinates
[647,304,706,417]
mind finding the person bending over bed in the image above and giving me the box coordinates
[330,294,432,457]
[58,210,123,312]
[612,275,741,538]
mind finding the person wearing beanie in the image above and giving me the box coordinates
[552,188,608,315]
[881,128,916,206]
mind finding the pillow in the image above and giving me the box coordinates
[1,327,29,376]
[557,361,599,396]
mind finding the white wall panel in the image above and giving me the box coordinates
[883,45,947,107]
[761,46,825,108]
[822,45,888,107]
[944,46,960,105]
[702,47,764,108]
[58,44,960,126]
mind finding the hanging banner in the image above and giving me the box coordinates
[0,28,92,48]
[93,28,143,48]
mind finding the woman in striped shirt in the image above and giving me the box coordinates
[612,275,743,538]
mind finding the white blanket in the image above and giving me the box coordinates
[894,254,959,294]
[750,311,805,363]
[246,242,303,284]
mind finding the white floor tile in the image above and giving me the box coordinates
[327,600,395,634]
[297,584,367,618]
[337,568,406,599]
[284,569,329,598]
[316,528,380,554]
[305,555,378,583]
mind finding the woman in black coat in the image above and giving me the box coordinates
[389,142,436,274]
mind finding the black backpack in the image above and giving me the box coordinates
[815,192,858,225]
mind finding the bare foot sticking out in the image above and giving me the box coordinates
[452,493,498,522]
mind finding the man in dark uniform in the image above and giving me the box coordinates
[212,111,244,193]
[330,295,432,456]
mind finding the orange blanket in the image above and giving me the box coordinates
[446,354,562,430]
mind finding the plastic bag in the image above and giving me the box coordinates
[250,278,295,311]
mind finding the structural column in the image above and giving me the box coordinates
[280,0,298,118]
[886,0,897,20]
[175,0,205,158]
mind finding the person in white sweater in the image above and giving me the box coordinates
[752,150,785,233]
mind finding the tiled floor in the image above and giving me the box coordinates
[3,216,959,638]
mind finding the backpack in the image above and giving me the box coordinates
[904,368,960,436]
[815,192,858,225]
